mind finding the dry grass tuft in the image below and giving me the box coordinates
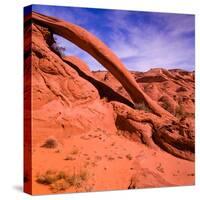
[175,104,189,118]
[41,138,57,149]
[36,169,89,192]
[134,102,152,113]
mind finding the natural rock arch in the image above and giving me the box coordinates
[32,11,173,119]
[30,12,194,161]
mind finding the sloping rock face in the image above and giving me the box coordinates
[24,13,195,195]
[30,23,117,143]
[93,68,195,161]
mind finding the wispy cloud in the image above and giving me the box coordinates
[32,5,195,72]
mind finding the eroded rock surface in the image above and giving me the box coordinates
[24,12,195,194]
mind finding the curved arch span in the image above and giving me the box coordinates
[32,11,173,118]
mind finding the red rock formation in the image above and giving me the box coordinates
[33,11,194,160]
[97,71,195,161]
[24,12,195,195]
[32,11,173,118]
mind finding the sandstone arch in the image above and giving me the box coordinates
[32,11,173,119]
[30,12,194,161]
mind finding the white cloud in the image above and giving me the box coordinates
[105,12,195,71]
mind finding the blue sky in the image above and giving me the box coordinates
[32,5,195,71]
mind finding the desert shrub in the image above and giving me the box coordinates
[175,105,184,117]
[41,138,57,149]
[51,43,66,57]
[36,170,58,185]
[36,169,89,192]
[161,101,170,111]
[56,171,67,179]
[134,102,152,113]
[79,170,89,181]
[65,173,80,187]
[175,104,188,118]
[160,100,176,114]
[50,179,70,192]
[65,170,89,188]
[102,96,109,103]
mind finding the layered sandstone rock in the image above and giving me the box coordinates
[32,11,174,118]
[24,12,195,194]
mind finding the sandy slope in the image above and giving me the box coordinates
[32,127,194,194]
